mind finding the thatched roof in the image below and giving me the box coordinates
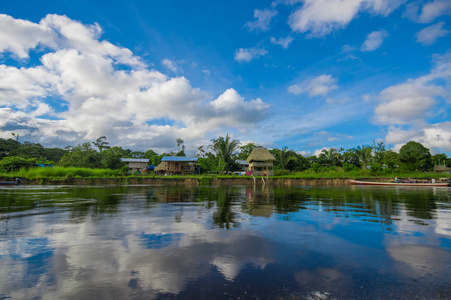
[433,165,450,173]
[246,148,276,163]
[154,162,166,172]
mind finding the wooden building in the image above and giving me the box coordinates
[154,157,198,175]
[120,158,149,173]
[433,165,451,173]
[236,160,249,171]
[246,148,276,176]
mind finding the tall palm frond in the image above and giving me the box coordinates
[209,134,240,170]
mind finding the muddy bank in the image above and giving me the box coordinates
[0,176,376,186]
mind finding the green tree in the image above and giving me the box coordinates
[342,148,361,168]
[432,153,447,166]
[176,138,185,157]
[209,134,240,171]
[272,147,296,170]
[238,143,259,160]
[354,145,373,169]
[382,150,399,170]
[60,143,101,168]
[372,140,386,165]
[318,148,341,167]
[92,136,110,151]
[100,146,127,169]
[0,156,35,172]
[399,141,432,172]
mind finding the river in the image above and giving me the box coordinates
[1,185,450,299]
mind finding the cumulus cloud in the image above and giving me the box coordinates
[161,59,178,72]
[234,47,268,63]
[361,29,388,52]
[245,9,278,32]
[288,74,338,97]
[0,14,270,151]
[386,123,451,153]
[270,35,294,49]
[0,14,56,58]
[404,0,451,23]
[375,52,451,152]
[416,22,450,46]
[288,0,405,37]
[375,83,444,124]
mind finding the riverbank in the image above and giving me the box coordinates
[0,176,402,186]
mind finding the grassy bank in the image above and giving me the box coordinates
[2,167,122,179]
[1,167,450,182]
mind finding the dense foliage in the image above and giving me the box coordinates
[1,135,450,176]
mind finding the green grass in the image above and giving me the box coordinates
[3,166,122,179]
[1,166,449,182]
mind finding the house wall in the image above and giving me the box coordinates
[158,161,197,175]
[126,162,147,172]
[249,161,274,176]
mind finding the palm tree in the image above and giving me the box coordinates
[319,148,340,167]
[277,147,296,170]
[209,134,240,171]
[354,145,373,169]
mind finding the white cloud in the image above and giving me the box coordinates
[386,123,451,153]
[341,44,355,53]
[288,74,338,97]
[0,14,56,58]
[375,52,451,152]
[0,14,270,151]
[361,29,388,52]
[313,147,330,157]
[416,22,450,46]
[374,83,445,124]
[161,58,178,72]
[271,0,303,7]
[270,35,294,49]
[288,0,404,37]
[404,0,451,23]
[234,47,268,63]
[245,9,278,32]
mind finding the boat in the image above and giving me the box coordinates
[0,178,22,186]
[348,179,450,187]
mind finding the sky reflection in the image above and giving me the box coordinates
[0,185,450,299]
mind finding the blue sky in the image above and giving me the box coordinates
[0,0,450,155]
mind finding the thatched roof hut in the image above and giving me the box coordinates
[246,148,276,163]
[154,162,165,173]
[246,148,275,177]
[433,165,450,173]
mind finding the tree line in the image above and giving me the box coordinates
[0,134,449,173]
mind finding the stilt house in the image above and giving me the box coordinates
[246,148,276,176]
[120,158,149,173]
[154,157,198,175]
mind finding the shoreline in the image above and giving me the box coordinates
[0,177,395,186]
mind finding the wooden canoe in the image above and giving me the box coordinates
[348,179,449,187]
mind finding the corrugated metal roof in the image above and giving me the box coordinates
[236,160,249,165]
[161,156,198,162]
[120,158,149,163]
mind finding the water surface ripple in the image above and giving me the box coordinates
[1,185,451,299]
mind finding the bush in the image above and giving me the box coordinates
[370,163,383,175]
[343,162,357,172]
[274,170,292,176]
[0,156,35,172]
[310,162,321,173]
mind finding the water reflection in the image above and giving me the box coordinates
[0,185,450,299]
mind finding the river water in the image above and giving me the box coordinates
[0,184,451,299]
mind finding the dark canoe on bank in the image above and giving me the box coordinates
[348,179,450,187]
[0,179,22,186]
